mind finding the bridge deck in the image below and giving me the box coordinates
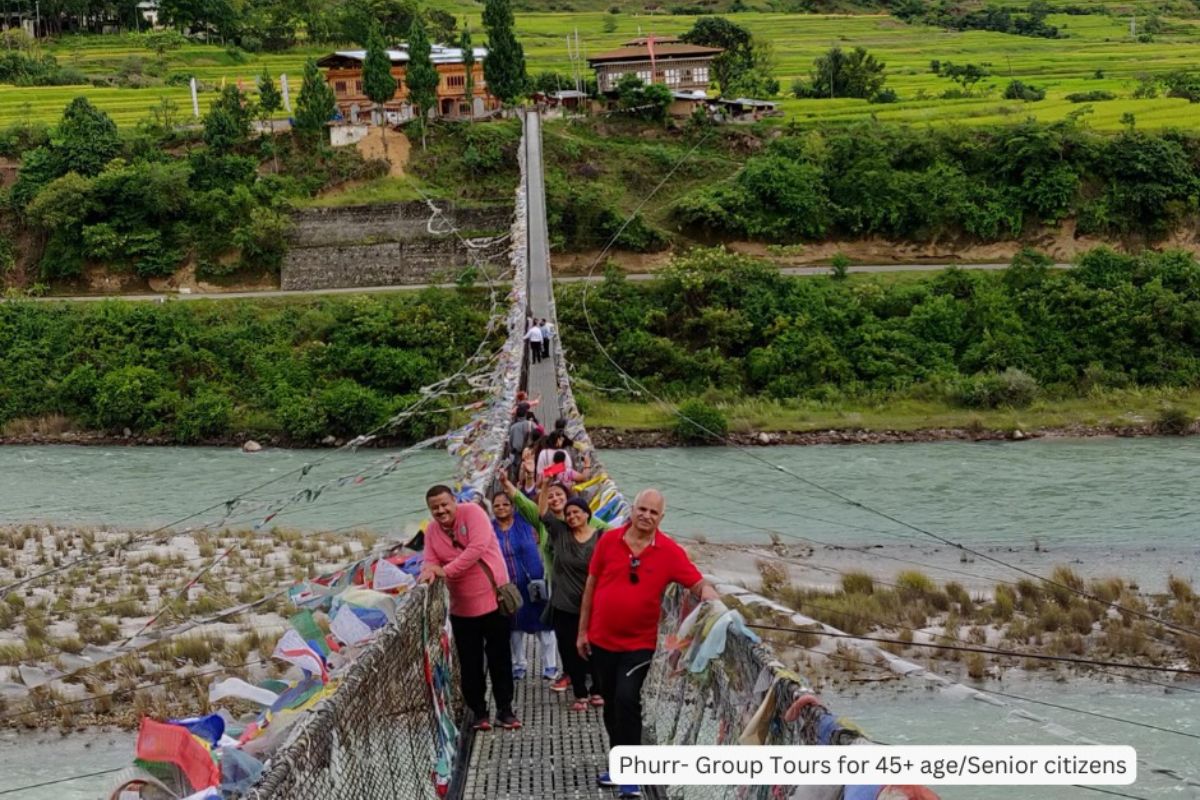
[460,640,611,799]
[523,110,561,427]
[458,111,613,800]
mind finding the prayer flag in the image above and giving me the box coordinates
[272,629,329,682]
[331,604,374,646]
[373,558,414,591]
[135,718,221,791]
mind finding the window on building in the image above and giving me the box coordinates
[664,68,680,86]
[694,67,709,84]
[334,80,347,95]
[446,74,465,88]
[636,70,651,83]
[355,80,363,94]
[683,68,693,81]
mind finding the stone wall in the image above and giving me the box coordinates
[282,201,512,290]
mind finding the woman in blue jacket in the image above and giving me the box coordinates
[491,490,558,680]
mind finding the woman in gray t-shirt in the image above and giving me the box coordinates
[539,491,602,709]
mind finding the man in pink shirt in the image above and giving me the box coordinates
[419,484,522,731]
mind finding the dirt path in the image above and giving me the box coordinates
[355,126,410,176]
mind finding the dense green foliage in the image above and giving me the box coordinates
[557,247,1200,407]
[6,93,383,283]
[363,24,398,120]
[680,16,778,97]
[0,291,493,442]
[294,58,336,144]
[482,0,529,105]
[895,0,1061,38]
[792,46,886,100]
[405,17,439,147]
[672,121,1200,243]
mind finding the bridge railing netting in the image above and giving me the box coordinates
[246,586,459,799]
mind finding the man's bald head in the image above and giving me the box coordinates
[630,489,666,536]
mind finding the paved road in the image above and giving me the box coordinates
[18,263,1071,303]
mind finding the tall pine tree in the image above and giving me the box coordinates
[460,24,476,120]
[363,23,397,125]
[405,17,439,149]
[482,0,527,106]
[256,68,282,171]
[295,58,336,146]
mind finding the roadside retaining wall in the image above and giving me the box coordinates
[281,201,511,290]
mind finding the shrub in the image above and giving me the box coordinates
[896,570,934,597]
[317,380,388,438]
[1155,406,1193,435]
[174,388,233,443]
[1065,90,1115,103]
[958,368,1038,409]
[94,366,163,431]
[674,398,728,443]
[841,571,875,595]
[992,584,1015,621]
[869,88,898,104]
[1068,604,1095,634]
[1003,80,1045,101]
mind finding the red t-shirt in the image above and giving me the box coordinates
[587,523,703,652]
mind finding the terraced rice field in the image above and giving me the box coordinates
[4,9,1200,130]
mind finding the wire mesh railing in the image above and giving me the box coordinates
[642,587,875,800]
[245,585,460,799]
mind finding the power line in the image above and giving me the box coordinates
[0,767,127,796]
[799,643,1200,742]
[745,621,1200,676]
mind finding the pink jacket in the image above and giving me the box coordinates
[423,502,511,617]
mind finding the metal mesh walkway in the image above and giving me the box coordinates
[459,639,611,799]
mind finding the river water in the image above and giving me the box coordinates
[0,438,1197,798]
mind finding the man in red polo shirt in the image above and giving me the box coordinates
[577,488,719,799]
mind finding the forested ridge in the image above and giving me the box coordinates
[558,247,1200,407]
[0,291,494,443]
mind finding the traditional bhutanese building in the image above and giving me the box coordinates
[316,45,498,122]
[586,36,723,95]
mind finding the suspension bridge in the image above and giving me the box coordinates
[0,106,1185,800]
[219,110,889,800]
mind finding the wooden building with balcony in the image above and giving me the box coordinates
[316,45,498,122]
[587,37,722,95]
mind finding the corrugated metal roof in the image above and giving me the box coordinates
[320,45,488,66]
[587,42,722,64]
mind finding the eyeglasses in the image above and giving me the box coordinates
[629,556,641,585]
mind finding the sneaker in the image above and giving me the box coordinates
[512,665,527,680]
[596,772,616,788]
[496,709,522,729]
[471,716,492,732]
[589,694,605,707]
[618,787,641,799]
[550,676,571,693]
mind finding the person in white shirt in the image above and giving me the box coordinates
[540,319,553,359]
[524,323,544,364]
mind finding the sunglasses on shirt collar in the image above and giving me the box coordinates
[629,555,641,584]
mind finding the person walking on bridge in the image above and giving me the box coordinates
[419,485,522,732]
[578,489,719,799]
[489,488,558,681]
[523,319,544,364]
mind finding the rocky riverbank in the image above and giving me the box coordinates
[0,419,1191,450]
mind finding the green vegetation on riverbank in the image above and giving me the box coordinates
[558,246,1200,436]
[0,291,493,443]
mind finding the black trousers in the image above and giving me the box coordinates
[450,610,514,718]
[590,643,655,748]
[529,341,542,364]
[541,338,550,359]
[552,607,592,699]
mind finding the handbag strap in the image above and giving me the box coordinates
[449,530,501,591]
